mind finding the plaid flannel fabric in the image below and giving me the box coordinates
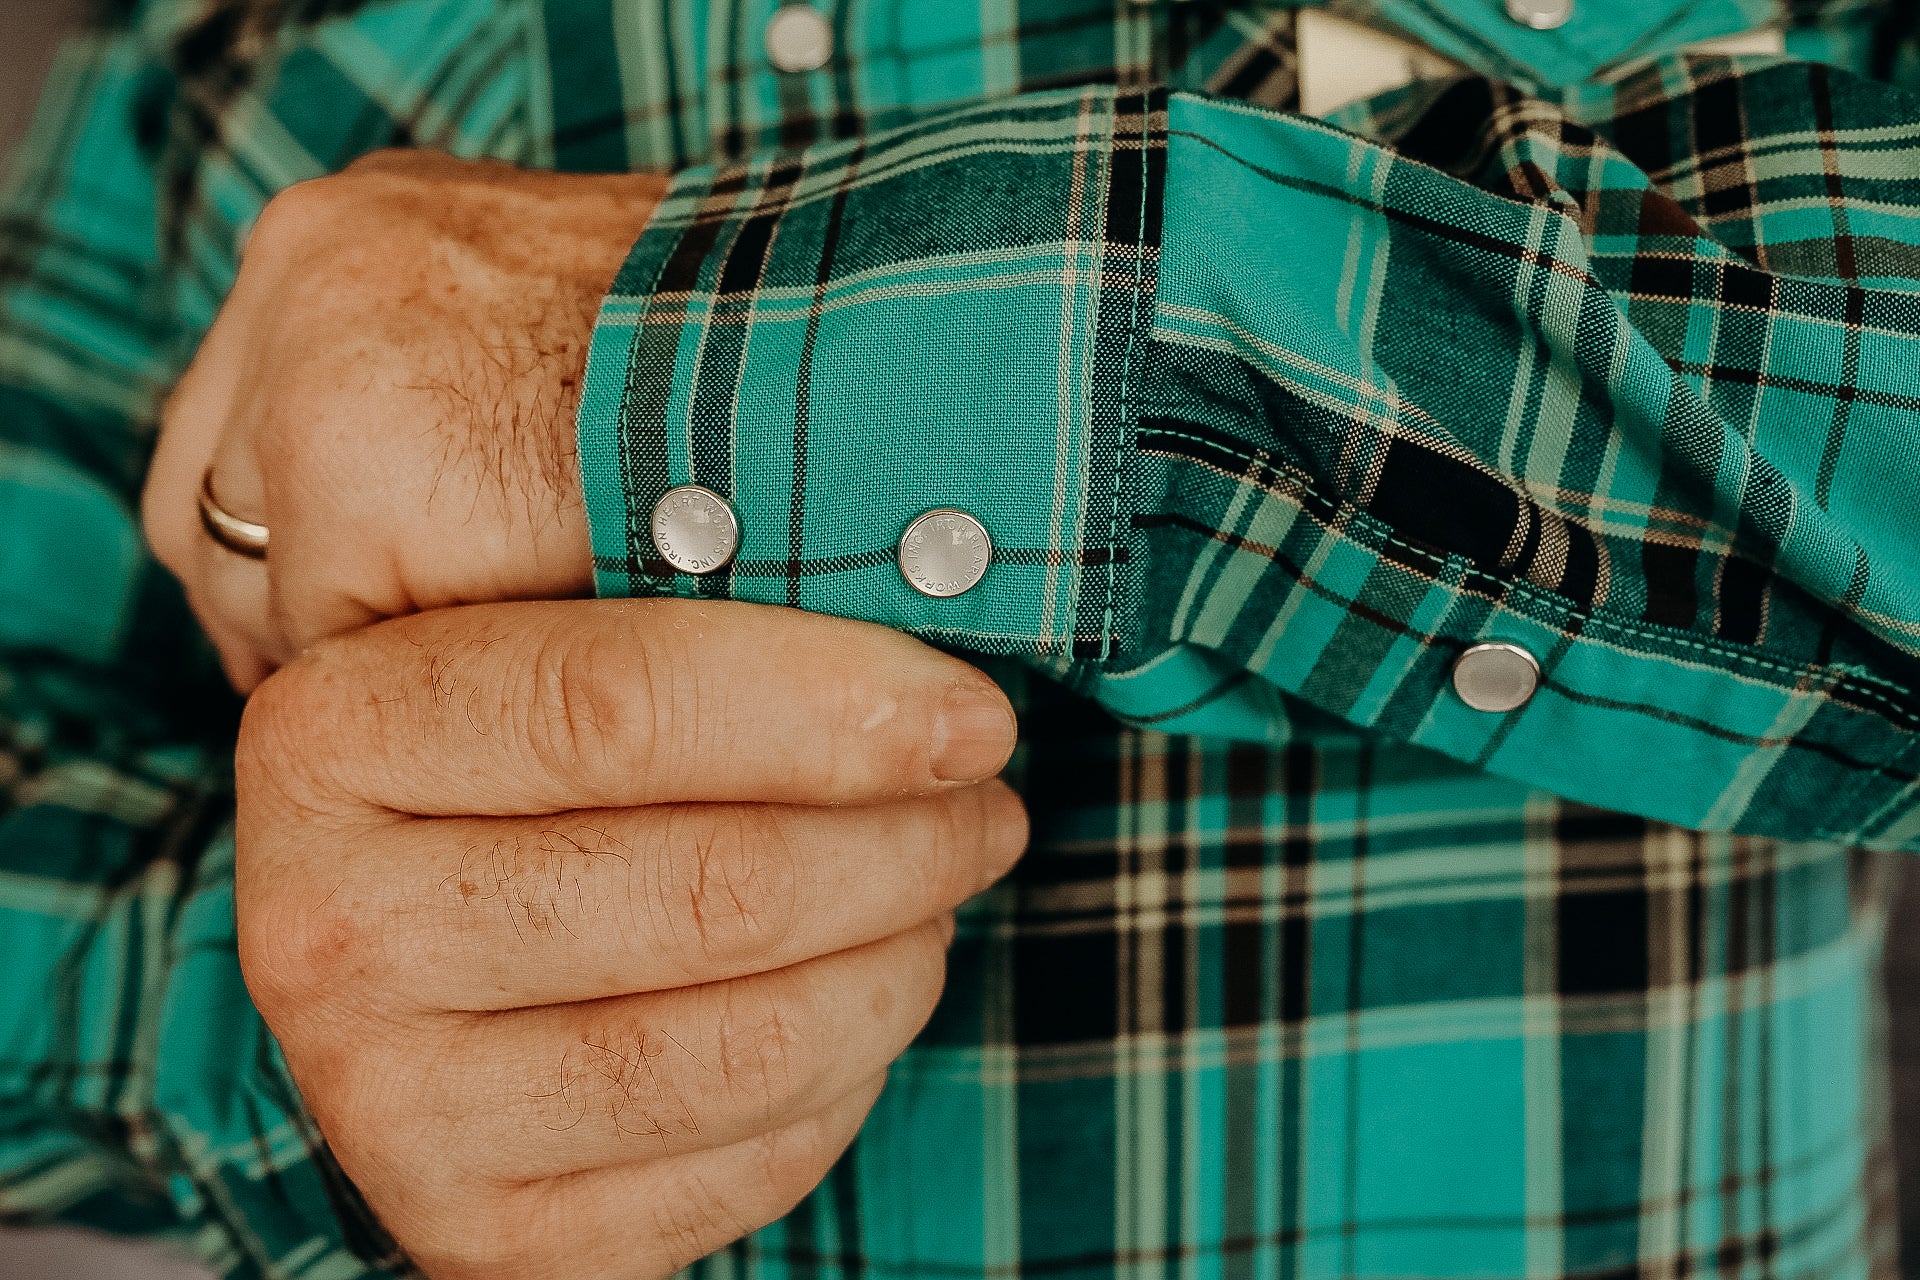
[586,56,1920,849]
[5,1,1920,1277]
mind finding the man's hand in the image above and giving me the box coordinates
[238,598,1026,1279]
[143,151,667,691]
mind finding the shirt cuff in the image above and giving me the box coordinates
[575,72,1920,853]
[576,86,1164,670]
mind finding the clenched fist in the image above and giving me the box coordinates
[142,150,665,690]
[238,598,1026,1278]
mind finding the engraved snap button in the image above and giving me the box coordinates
[1505,0,1573,30]
[1452,642,1540,712]
[765,5,834,73]
[899,509,991,598]
[652,485,740,575]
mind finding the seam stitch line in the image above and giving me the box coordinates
[1137,426,1920,711]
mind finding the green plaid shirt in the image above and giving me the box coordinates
[8,1,1920,1277]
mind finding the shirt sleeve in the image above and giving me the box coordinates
[575,53,1920,855]
[0,23,405,1279]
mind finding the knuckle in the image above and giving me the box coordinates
[233,666,317,809]
[234,656,348,810]
[236,875,377,1015]
[246,177,345,264]
[655,805,799,972]
[234,665,395,1013]
[711,983,802,1115]
[244,175,409,320]
[521,622,656,802]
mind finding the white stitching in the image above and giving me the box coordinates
[1137,425,1920,713]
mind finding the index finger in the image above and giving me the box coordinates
[237,598,1017,817]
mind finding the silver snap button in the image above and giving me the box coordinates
[765,5,834,73]
[899,509,992,598]
[652,485,740,575]
[1505,0,1573,30]
[1451,642,1540,712]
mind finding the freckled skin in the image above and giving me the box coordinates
[146,148,1031,1280]
[141,151,670,694]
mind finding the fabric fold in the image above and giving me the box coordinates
[578,58,1920,849]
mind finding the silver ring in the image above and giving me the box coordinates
[198,471,270,560]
